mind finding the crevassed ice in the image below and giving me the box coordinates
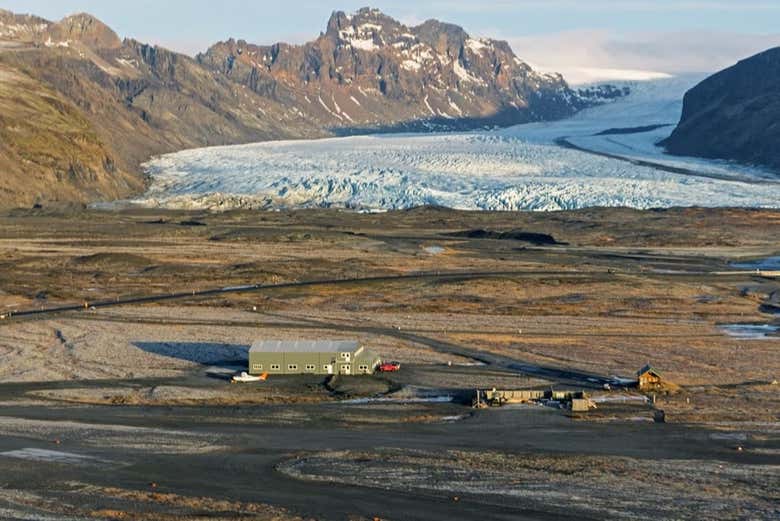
[136,74,780,212]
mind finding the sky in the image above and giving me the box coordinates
[2,0,780,83]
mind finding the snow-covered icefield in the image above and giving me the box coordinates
[137,74,780,211]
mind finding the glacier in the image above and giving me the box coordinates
[136,74,780,212]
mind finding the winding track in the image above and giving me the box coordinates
[0,271,533,319]
[554,136,780,185]
[0,263,766,322]
[1,265,772,386]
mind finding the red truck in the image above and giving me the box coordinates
[378,361,401,372]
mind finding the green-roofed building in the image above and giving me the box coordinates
[248,339,381,376]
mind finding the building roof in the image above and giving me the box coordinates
[250,339,359,354]
[637,364,662,377]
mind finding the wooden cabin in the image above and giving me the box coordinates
[636,364,663,391]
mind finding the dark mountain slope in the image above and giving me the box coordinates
[661,47,780,171]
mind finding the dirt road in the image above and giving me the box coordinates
[0,387,776,520]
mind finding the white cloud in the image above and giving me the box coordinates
[426,0,780,13]
[509,30,780,83]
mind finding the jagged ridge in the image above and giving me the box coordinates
[198,7,618,132]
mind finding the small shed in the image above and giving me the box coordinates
[569,398,592,413]
[636,364,663,391]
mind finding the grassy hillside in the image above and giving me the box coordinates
[0,63,143,207]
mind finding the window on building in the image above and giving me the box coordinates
[270,364,280,371]
[305,364,316,371]
[359,365,368,371]
[340,352,350,359]
[252,364,263,371]
[288,364,298,371]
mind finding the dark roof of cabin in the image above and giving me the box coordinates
[637,364,662,377]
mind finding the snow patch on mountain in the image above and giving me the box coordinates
[348,37,378,51]
[401,59,421,72]
[465,38,490,54]
[453,60,484,85]
[43,36,69,47]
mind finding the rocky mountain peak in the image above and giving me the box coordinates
[414,18,469,54]
[325,7,407,50]
[195,6,612,133]
[47,12,122,49]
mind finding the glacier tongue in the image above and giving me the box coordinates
[136,75,780,212]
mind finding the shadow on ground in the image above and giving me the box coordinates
[133,342,249,366]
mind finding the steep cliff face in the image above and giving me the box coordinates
[661,47,780,171]
[0,7,619,208]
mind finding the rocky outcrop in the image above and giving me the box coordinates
[0,9,50,41]
[661,47,780,171]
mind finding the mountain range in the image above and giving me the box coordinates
[0,7,624,208]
